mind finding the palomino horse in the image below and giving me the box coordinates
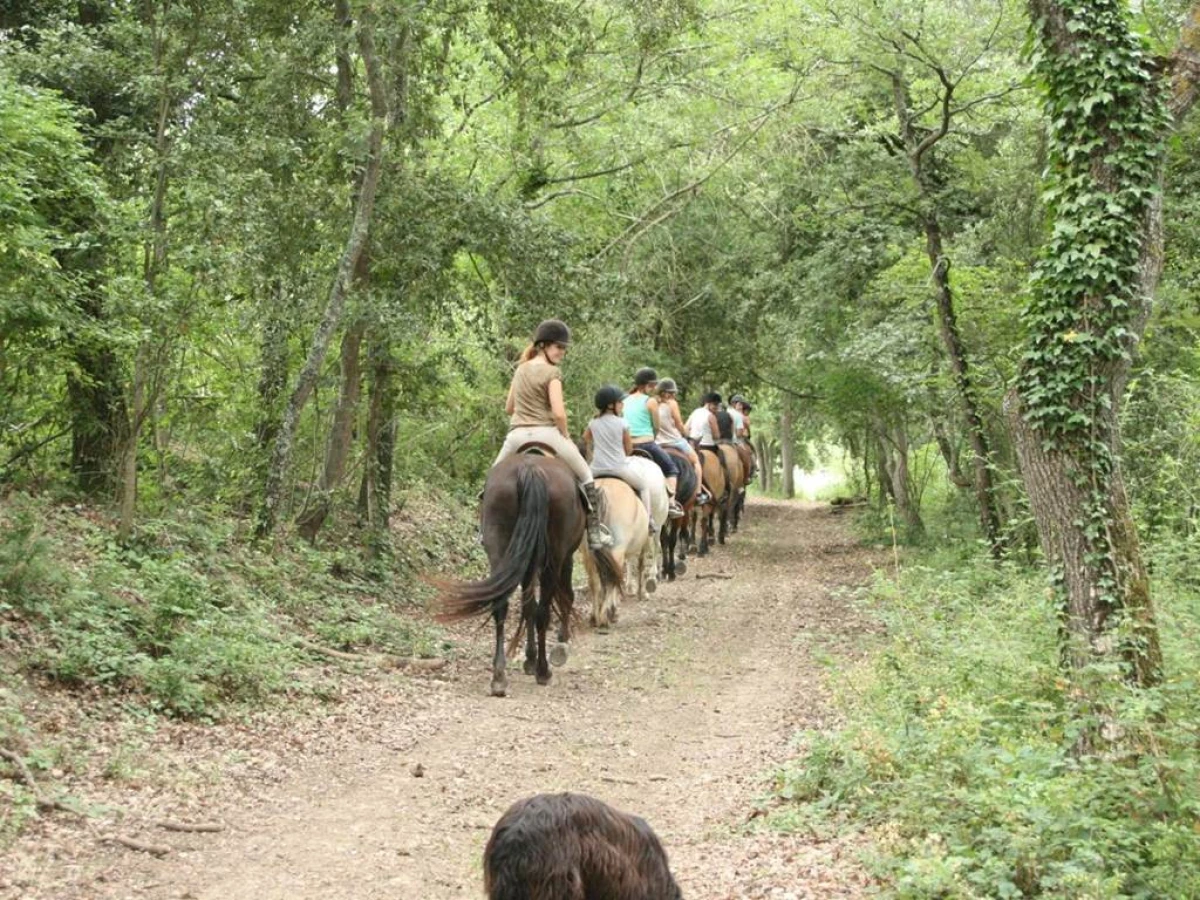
[439,453,621,696]
[584,476,651,631]
[661,445,696,581]
[693,447,726,556]
[627,453,668,591]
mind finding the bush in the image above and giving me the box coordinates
[774,544,1200,898]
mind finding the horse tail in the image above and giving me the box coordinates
[590,546,624,597]
[438,464,548,622]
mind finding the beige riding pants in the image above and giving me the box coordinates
[493,426,594,484]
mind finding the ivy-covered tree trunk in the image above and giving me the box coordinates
[358,338,396,560]
[1010,0,1200,695]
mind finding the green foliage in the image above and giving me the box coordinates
[774,539,1200,898]
[0,493,455,719]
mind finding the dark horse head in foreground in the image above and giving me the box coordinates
[438,453,621,696]
[485,792,683,900]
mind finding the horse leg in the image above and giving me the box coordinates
[490,595,509,697]
[534,584,553,685]
[551,556,572,667]
[643,535,657,595]
[661,526,674,582]
[636,546,648,602]
[699,508,711,556]
[521,584,538,676]
[718,503,729,544]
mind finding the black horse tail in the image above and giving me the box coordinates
[438,465,548,622]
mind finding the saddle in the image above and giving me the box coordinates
[630,447,655,461]
[517,441,558,457]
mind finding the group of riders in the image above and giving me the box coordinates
[491,318,755,550]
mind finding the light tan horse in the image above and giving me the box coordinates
[718,444,745,543]
[693,448,726,556]
[583,477,650,631]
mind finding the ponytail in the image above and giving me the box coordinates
[519,342,551,363]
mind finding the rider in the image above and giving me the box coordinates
[584,385,656,534]
[623,368,685,520]
[686,391,721,450]
[729,393,756,483]
[654,379,711,506]
[491,319,612,549]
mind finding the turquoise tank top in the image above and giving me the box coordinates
[623,393,655,439]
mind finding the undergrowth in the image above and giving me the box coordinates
[0,487,478,720]
[774,536,1200,898]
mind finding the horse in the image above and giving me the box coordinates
[627,453,669,593]
[661,445,696,581]
[731,442,754,532]
[717,443,744,543]
[692,447,726,556]
[438,452,621,697]
[584,475,650,632]
[484,792,683,900]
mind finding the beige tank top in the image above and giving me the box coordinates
[509,361,561,429]
[656,401,684,443]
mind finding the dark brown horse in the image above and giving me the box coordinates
[439,453,621,696]
[661,445,696,581]
[484,793,683,900]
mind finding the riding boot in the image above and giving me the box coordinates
[582,483,614,549]
[666,490,685,519]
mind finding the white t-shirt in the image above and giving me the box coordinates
[686,407,715,445]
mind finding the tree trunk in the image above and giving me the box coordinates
[253,281,291,477]
[931,414,971,489]
[890,70,1003,557]
[924,225,1003,557]
[258,11,390,539]
[358,338,396,560]
[117,63,174,542]
[755,436,771,493]
[296,319,365,543]
[67,269,125,493]
[779,399,795,499]
[1009,0,1200,696]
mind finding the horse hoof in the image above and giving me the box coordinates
[490,680,507,697]
[645,576,657,594]
[523,659,536,676]
[675,561,688,577]
[550,643,569,667]
[536,670,552,686]
[596,624,610,635]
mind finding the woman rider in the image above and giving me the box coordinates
[623,368,685,519]
[491,319,612,549]
[654,379,711,506]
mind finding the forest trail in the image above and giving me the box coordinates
[6,499,883,899]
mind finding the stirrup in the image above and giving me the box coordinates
[667,500,685,519]
[588,523,614,549]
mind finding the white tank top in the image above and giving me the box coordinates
[686,407,714,445]
[656,402,683,443]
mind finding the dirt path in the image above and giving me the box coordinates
[4,499,882,899]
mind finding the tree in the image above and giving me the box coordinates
[1008,1,1200,708]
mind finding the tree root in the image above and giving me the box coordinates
[695,573,734,580]
[0,747,80,815]
[157,819,225,833]
[111,835,172,857]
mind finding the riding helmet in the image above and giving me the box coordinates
[533,319,571,346]
[657,378,679,394]
[730,393,747,406]
[633,367,658,386]
[594,384,627,411]
[703,391,722,405]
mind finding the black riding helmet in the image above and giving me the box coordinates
[657,378,679,394]
[533,319,571,345]
[633,367,658,386]
[594,384,627,411]
[703,391,722,405]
